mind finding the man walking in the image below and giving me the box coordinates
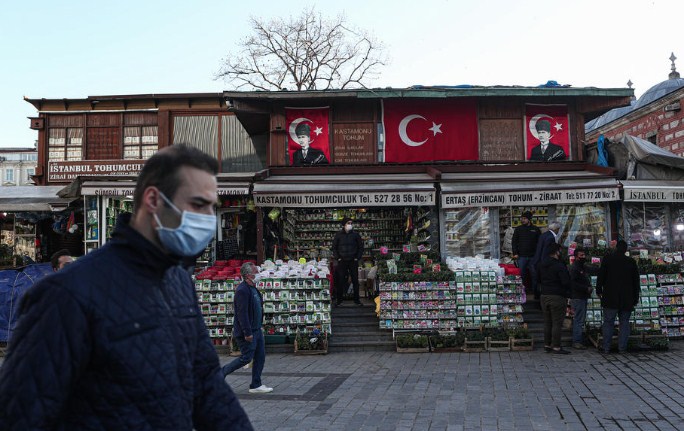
[537,243,571,354]
[331,217,364,306]
[512,211,541,297]
[222,262,273,393]
[0,145,252,430]
[596,240,640,354]
[569,248,592,349]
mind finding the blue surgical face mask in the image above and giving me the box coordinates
[154,192,216,257]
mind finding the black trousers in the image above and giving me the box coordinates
[335,259,360,303]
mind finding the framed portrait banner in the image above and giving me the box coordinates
[524,104,570,161]
[285,107,331,166]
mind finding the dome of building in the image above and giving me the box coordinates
[633,52,684,109]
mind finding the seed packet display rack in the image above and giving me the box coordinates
[656,273,684,338]
[378,270,525,333]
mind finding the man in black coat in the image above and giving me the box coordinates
[529,119,567,161]
[537,243,571,354]
[512,210,541,297]
[0,146,252,430]
[596,240,640,354]
[531,221,561,299]
[569,248,592,349]
[292,122,329,166]
[331,217,364,306]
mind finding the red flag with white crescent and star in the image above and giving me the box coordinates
[524,104,570,161]
[285,107,331,166]
[382,98,478,163]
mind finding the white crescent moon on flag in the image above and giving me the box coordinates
[528,114,554,139]
[399,114,428,147]
[289,117,312,142]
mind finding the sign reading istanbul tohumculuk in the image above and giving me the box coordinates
[255,191,435,208]
[442,188,619,208]
[48,160,145,182]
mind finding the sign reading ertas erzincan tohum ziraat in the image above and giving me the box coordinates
[442,188,619,208]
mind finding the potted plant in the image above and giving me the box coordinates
[463,329,487,352]
[484,327,511,351]
[294,327,328,355]
[508,326,534,351]
[395,333,430,353]
[429,332,464,352]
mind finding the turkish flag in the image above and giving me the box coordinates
[382,99,478,163]
[285,107,330,166]
[525,104,570,161]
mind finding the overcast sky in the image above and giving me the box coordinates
[1,0,681,148]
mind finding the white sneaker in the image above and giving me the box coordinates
[248,385,273,394]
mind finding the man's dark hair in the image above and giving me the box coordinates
[574,247,586,256]
[615,240,628,255]
[133,145,219,212]
[548,243,562,257]
[50,249,71,270]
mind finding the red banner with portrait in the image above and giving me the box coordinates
[382,99,478,163]
[285,107,330,166]
[525,104,570,161]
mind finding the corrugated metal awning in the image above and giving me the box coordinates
[622,180,684,202]
[0,186,75,212]
[253,174,436,207]
[440,172,619,208]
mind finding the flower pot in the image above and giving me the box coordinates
[486,337,511,352]
[510,337,534,351]
[463,337,487,352]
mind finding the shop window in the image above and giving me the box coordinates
[124,126,158,160]
[25,168,34,184]
[555,203,609,249]
[444,208,492,258]
[49,128,83,161]
[4,169,14,183]
[624,203,669,251]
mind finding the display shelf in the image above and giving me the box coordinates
[105,198,133,242]
[283,208,407,260]
[656,275,684,337]
[378,271,525,331]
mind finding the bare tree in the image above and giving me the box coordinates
[216,8,387,91]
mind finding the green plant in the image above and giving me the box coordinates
[507,326,530,339]
[396,333,429,348]
[295,328,327,351]
[430,333,464,348]
[644,336,669,351]
[464,330,485,341]
[483,327,509,341]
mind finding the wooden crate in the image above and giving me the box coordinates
[463,338,487,352]
[294,339,328,355]
[510,338,534,351]
[486,337,511,352]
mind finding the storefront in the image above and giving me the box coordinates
[621,180,684,252]
[439,167,620,259]
[252,171,437,263]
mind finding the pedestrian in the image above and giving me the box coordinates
[221,262,273,394]
[331,217,364,306]
[0,145,252,430]
[569,247,592,349]
[532,220,561,299]
[511,211,541,297]
[596,240,640,354]
[537,242,571,354]
[49,248,73,271]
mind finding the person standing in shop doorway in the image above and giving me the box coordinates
[532,220,561,299]
[538,243,571,354]
[222,262,273,394]
[569,247,592,349]
[596,240,640,354]
[332,217,364,306]
[511,211,541,298]
[50,249,73,271]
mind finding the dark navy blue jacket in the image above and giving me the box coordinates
[0,214,252,430]
[232,280,263,339]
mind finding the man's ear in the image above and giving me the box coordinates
[140,187,161,214]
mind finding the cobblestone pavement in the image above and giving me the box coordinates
[222,343,684,431]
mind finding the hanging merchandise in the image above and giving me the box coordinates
[268,208,281,222]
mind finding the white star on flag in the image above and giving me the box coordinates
[429,122,443,136]
[314,126,323,135]
[553,122,563,132]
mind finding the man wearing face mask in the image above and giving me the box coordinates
[331,217,364,306]
[569,248,592,349]
[221,262,272,393]
[0,145,253,430]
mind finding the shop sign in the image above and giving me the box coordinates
[81,186,135,196]
[255,190,435,208]
[332,123,375,164]
[442,188,619,208]
[623,188,684,202]
[48,160,145,182]
[217,186,250,196]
